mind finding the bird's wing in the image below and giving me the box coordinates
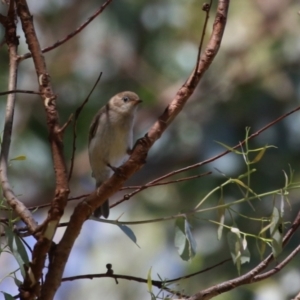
[88,104,109,145]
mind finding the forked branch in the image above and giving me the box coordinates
[40,1,230,299]
[0,0,38,234]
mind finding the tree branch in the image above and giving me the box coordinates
[0,0,38,233]
[40,1,230,299]
[18,0,113,61]
[186,210,300,300]
[61,258,231,298]
[15,0,69,298]
[68,72,102,181]
[0,89,41,96]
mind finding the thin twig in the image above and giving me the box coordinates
[10,91,300,227]
[18,235,33,254]
[112,172,211,208]
[59,113,73,134]
[18,0,114,61]
[117,104,300,208]
[191,0,213,87]
[18,171,210,213]
[61,258,231,297]
[253,243,300,282]
[0,89,41,96]
[68,72,102,181]
[121,172,212,190]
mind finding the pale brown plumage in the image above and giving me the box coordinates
[88,91,141,218]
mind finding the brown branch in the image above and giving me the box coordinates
[187,210,300,300]
[18,0,113,61]
[61,258,231,297]
[68,72,102,181]
[40,1,229,299]
[0,0,38,234]
[11,87,300,229]
[253,243,300,282]
[113,172,212,208]
[121,172,212,190]
[15,0,70,298]
[9,89,300,223]
[58,113,73,134]
[0,89,41,96]
[191,0,213,87]
[62,273,189,297]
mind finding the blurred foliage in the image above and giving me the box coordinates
[1,0,300,299]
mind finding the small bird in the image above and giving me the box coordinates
[88,91,142,218]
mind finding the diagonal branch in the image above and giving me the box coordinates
[0,0,38,233]
[186,210,300,300]
[61,258,231,298]
[40,1,230,299]
[68,72,102,181]
[15,0,69,298]
[18,0,113,61]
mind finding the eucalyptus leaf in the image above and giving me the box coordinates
[10,155,26,161]
[4,227,27,278]
[250,147,266,164]
[185,219,197,259]
[217,197,225,240]
[147,267,152,293]
[227,229,250,274]
[3,292,15,300]
[117,224,140,248]
[174,217,188,260]
[174,217,197,261]
[270,207,283,257]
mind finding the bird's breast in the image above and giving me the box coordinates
[89,114,133,168]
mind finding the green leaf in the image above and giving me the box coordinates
[227,229,250,275]
[174,217,197,261]
[230,227,241,237]
[233,179,254,194]
[15,235,29,264]
[185,219,197,258]
[270,207,283,257]
[10,155,26,161]
[147,267,152,293]
[149,292,156,300]
[4,226,14,250]
[174,218,189,260]
[13,276,22,287]
[217,197,225,240]
[250,147,266,164]
[3,292,15,300]
[257,224,267,260]
[283,170,289,188]
[215,141,241,154]
[117,224,140,248]
[4,226,27,278]
[240,236,250,264]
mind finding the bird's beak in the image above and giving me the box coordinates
[134,99,142,105]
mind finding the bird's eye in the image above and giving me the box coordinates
[122,96,129,103]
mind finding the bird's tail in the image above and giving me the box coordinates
[94,200,109,218]
[94,181,110,218]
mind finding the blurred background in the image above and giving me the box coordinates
[1,0,300,299]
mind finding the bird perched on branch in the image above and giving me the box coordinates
[88,91,142,218]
